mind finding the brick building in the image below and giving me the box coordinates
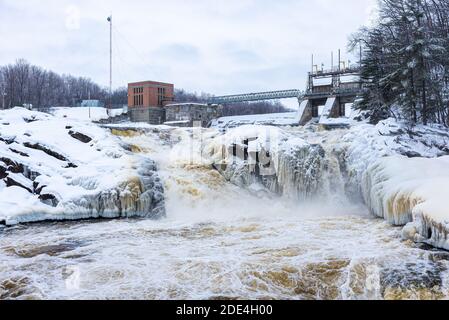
[128,81,174,124]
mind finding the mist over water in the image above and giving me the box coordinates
[1,126,449,300]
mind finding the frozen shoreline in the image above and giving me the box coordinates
[0,108,164,225]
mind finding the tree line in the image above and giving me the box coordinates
[350,0,449,125]
[0,59,291,115]
[0,59,128,109]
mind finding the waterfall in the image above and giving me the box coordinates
[205,126,349,202]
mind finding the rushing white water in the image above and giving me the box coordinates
[1,125,449,300]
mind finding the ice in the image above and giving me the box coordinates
[343,118,449,250]
[0,108,164,225]
[362,156,449,250]
[206,125,337,200]
[2,106,449,252]
[211,112,300,132]
[50,107,125,122]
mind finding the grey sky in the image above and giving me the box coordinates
[0,0,377,103]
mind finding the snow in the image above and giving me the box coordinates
[211,112,300,131]
[343,118,449,250]
[2,106,449,252]
[340,75,360,83]
[0,108,164,225]
[206,125,329,200]
[318,97,351,127]
[165,103,210,107]
[362,156,449,250]
[164,120,190,125]
[313,77,333,86]
[50,107,125,122]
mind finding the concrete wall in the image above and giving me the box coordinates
[129,106,166,125]
[165,104,222,127]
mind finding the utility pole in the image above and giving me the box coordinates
[107,15,112,116]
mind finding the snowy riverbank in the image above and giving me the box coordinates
[206,118,449,250]
[0,108,164,225]
[342,119,449,250]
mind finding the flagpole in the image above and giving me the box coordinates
[108,15,112,115]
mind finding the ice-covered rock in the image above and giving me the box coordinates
[0,108,165,225]
[342,119,449,250]
[361,156,449,250]
[206,125,333,200]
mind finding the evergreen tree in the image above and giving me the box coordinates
[350,0,449,125]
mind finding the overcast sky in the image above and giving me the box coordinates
[0,0,377,103]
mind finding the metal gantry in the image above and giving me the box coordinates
[207,89,304,105]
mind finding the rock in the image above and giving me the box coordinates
[9,148,29,157]
[402,150,422,158]
[34,184,47,195]
[23,116,38,123]
[39,194,59,207]
[0,157,24,173]
[0,136,15,144]
[5,177,33,193]
[0,165,7,179]
[23,142,69,162]
[68,131,92,143]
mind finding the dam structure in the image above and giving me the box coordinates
[208,66,363,127]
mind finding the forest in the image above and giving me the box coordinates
[0,59,128,108]
[0,60,289,116]
[350,0,449,125]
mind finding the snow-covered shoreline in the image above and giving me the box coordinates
[0,108,164,225]
[342,119,449,250]
[362,156,449,250]
[206,118,449,251]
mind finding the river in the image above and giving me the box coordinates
[1,126,448,300]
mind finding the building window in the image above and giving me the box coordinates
[132,87,144,107]
[157,87,166,107]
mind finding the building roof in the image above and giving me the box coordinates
[164,103,214,108]
[128,80,174,87]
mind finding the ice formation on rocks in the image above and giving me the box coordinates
[206,126,338,200]
[342,119,449,250]
[0,108,165,225]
